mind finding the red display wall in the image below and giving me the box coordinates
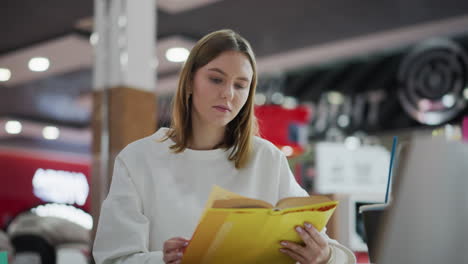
[0,150,91,229]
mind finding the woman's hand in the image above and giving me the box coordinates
[163,237,190,264]
[279,222,331,264]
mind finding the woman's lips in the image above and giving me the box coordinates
[213,106,231,112]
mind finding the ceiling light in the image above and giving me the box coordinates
[120,52,128,67]
[0,68,11,81]
[337,115,350,128]
[255,93,266,105]
[327,91,344,105]
[282,96,297,109]
[345,136,361,150]
[90,32,99,46]
[33,168,89,206]
[463,88,468,100]
[28,57,50,72]
[271,92,285,105]
[165,47,189,63]
[5,120,22,134]
[43,126,60,140]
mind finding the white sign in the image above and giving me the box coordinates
[315,142,390,194]
[32,168,89,206]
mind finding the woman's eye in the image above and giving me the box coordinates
[235,84,246,89]
[210,78,222,84]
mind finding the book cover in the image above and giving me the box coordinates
[181,185,338,264]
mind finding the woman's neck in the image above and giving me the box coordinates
[189,122,225,150]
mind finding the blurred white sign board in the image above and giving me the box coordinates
[315,142,390,194]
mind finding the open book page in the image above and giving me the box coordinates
[204,185,251,209]
[207,185,332,210]
[207,185,273,209]
[212,198,273,209]
[275,196,332,210]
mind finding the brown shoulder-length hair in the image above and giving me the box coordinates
[162,29,259,169]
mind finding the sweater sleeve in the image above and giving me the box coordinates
[278,154,357,264]
[93,156,165,264]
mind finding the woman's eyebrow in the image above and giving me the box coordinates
[207,68,250,82]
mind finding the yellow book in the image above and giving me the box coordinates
[181,185,338,264]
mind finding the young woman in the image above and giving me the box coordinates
[93,29,356,264]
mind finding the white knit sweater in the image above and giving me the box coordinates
[93,128,356,264]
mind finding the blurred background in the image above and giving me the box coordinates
[1,0,468,263]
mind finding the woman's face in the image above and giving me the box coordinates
[191,50,253,129]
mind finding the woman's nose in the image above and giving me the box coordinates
[221,82,234,99]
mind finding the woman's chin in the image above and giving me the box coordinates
[207,118,232,129]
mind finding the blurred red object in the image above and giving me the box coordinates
[0,149,90,229]
[255,104,312,157]
[354,252,370,263]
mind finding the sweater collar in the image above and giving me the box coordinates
[154,127,234,160]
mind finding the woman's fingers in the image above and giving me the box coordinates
[163,237,189,263]
[163,238,189,253]
[280,224,331,264]
[294,225,318,249]
[280,240,307,259]
[303,222,327,248]
[168,237,190,244]
[163,249,184,263]
[279,247,307,264]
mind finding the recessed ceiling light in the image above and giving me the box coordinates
[282,96,297,109]
[42,126,60,140]
[29,57,50,72]
[337,114,350,128]
[345,136,361,150]
[271,92,285,105]
[255,93,266,105]
[5,120,22,134]
[165,47,189,63]
[327,91,344,105]
[89,32,99,46]
[0,68,11,82]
